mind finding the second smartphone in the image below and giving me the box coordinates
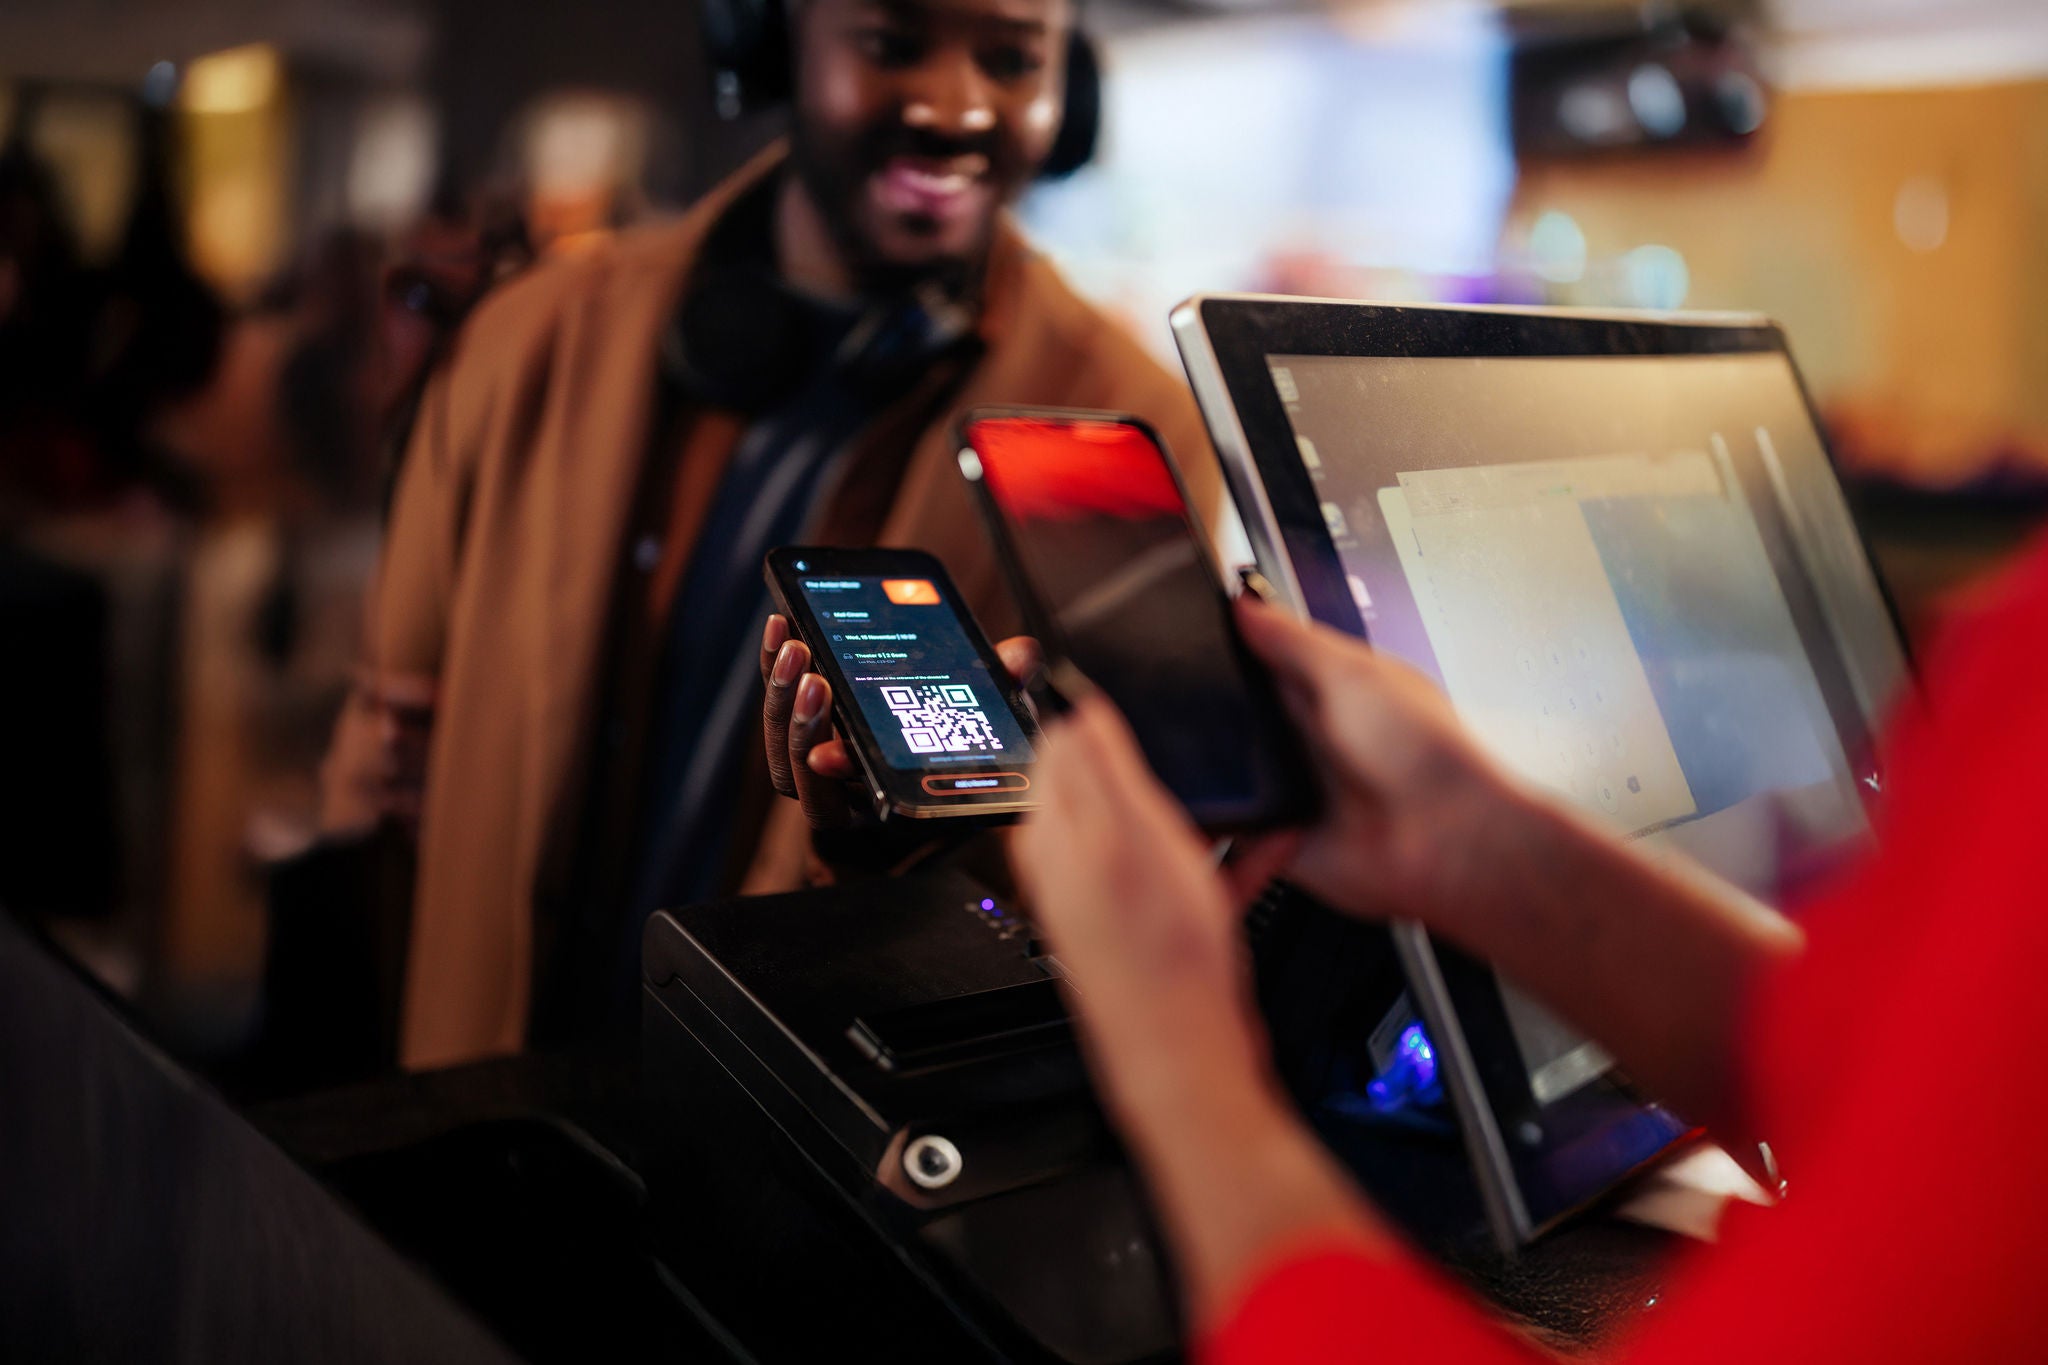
[956,407,1320,833]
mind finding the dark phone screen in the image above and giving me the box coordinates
[795,570,1036,777]
[963,415,1304,823]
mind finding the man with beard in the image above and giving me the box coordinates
[337,0,1216,1068]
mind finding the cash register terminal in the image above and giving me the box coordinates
[641,868,1490,1364]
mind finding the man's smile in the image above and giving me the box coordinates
[870,152,995,226]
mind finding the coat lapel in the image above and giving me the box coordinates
[528,148,787,898]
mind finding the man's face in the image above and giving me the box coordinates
[789,0,1070,290]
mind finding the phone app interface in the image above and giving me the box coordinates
[798,574,1034,779]
[967,417,1282,813]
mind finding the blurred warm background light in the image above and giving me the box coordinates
[172,45,289,303]
[178,43,282,116]
[520,90,652,252]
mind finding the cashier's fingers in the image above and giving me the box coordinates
[1234,597,1471,787]
[994,636,1045,691]
[1232,597,1373,701]
[762,632,810,798]
[1235,596,1460,728]
[1037,698,1214,899]
[1016,708,1104,871]
[1222,831,1303,907]
[1032,697,1133,834]
[1032,699,1163,859]
[1021,697,1248,1012]
[787,674,857,828]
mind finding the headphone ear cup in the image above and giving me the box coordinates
[1038,27,1101,181]
[701,0,793,118]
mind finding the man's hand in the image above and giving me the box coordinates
[758,614,1043,830]
[758,615,861,829]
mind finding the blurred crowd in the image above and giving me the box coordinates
[0,88,528,1055]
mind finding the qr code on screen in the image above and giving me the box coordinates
[881,685,1006,755]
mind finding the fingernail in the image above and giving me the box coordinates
[762,616,786,653]
[793,675,826,725]
[773,641,805,686]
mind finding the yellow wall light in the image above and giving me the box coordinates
[180,44,283,115]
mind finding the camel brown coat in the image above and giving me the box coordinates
[373,148,1218,1069]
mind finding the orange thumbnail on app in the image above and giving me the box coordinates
[883,579,941,605]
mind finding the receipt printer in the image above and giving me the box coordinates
[641,870,1181,1363]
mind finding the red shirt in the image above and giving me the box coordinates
[1204,537,2048,1364]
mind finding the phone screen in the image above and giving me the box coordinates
[794,569,1036,786]
[961,414,1313,827]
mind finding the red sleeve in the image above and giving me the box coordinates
[1197,1237,1547,1365]
[1742,535,2048,1160]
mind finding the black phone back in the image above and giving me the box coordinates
[958,407,1319,832]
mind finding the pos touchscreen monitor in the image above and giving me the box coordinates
[1173,294,1912,1248]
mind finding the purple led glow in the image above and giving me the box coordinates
[980,899,995,911]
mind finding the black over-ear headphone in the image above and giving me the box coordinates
[698,0,1101,180]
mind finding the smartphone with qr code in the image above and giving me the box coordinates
[956,407,1320,833]
[764,546,1041,821]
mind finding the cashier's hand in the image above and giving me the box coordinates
[1014,603,1519,1076]
[759,615,1044,829]
[1236,597,1805,1145]
[1013,695,1294,1121]
[1014,694,1388,1320]
[1231,597,1518,927]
